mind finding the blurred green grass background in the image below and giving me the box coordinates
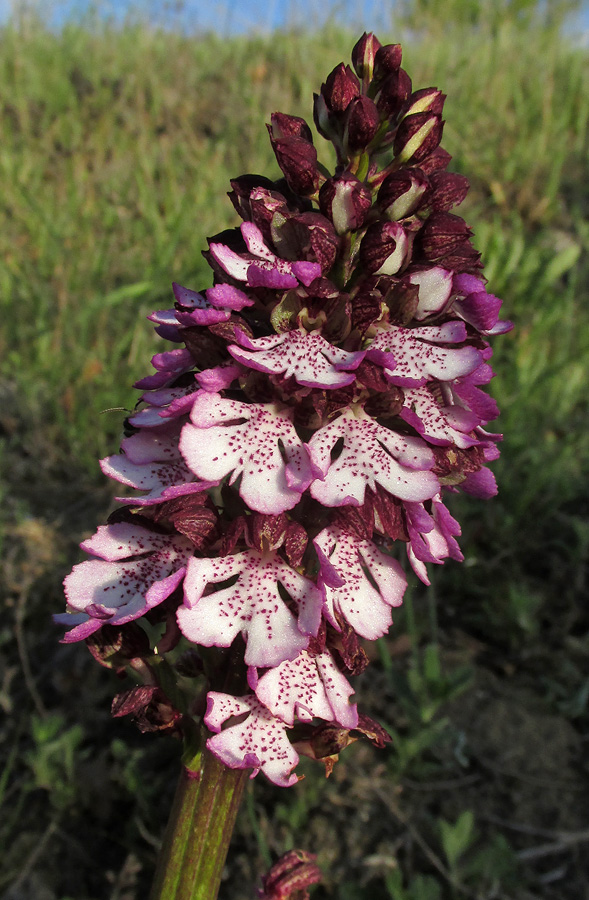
[1,1,588,897]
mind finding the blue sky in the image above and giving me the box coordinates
[3,0,588,35]
[3,0,397,34]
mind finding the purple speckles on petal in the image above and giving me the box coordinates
[58,524,193,642]
[315,526,406,640]
[179,393,312,514]
[366,323,482,386]
[399,386,480,449]
[205,692,299,787]
[254,648,358,728]
[178,550,322,667]
[100,453,217,506]
[228,328,365,389]
[308,408,439,506]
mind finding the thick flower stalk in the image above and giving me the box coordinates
[56,32,511,898]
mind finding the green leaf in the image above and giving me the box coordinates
[439,810,475,870]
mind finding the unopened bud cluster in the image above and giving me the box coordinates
[56,34,511,786]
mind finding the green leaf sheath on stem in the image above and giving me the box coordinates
[149,740,248,900]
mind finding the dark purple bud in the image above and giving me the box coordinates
[247,513,288,553]
[404,87,446,117]
[86,623,150,671]
[322,63,360,112]
[332,496,374,541]
[259,850,322,900]
[272,211,338,272]
[419,146,452,174]
[374,68,412,118]
[334,618,369,674]
[372,485,406,541]
[377,169,429,220]
[360,221,409,275]
[319,172,372,234]
[268,130,321,196]
[151,494,218,549]
[393,112,444,164]
[313,90,332,139]
[349,277,384,333]
[425,171,470,211]
[228,174,277,221]
[374,43,403,79]
[248,187,291,243]
[355,359,390,393]
[345,95,380,152]
[351,32,382,81]
[364,384,405,419]
[112,686,182,734]
[419,211,481,270]
[269,111,313,142]
[385,279,420,325]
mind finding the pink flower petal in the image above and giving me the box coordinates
[308,409,439,506]
[399,386,480,448]
[206,284,255,310]
[100,454,216,505]
[205,692,299,787]
[180,393,312,514]
[58,526,192,641]
[254,649,358,728]
[405,496,463,584]
[366,323,482,386]
[178,550,322,667]
[315,526,406,639]
[229,328,365,389]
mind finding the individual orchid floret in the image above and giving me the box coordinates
[56,523,193,642]
[308,407,439,507]
[251,648,358,729]
[228,328,365,390]
[418,211,481,272]
[209,221,321,289]
[451,273,513,335]
[178,550,323,667]
[393,111,444,166]
[404,496,463,584]
[351,32,382,84]
[314,526,406,640]
[442,362,500,424]
[399,385,481,449]
[134,347,195,391]
[205,692,300,787]
[180,393,312,514]
[99,451,217,506]
[365,321,482,386]
[344,95,380,153]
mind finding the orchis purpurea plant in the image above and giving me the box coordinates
[55,32,511,900]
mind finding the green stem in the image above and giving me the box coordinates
[149,738,248,900]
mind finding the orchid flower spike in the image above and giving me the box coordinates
[57,32,511,788]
